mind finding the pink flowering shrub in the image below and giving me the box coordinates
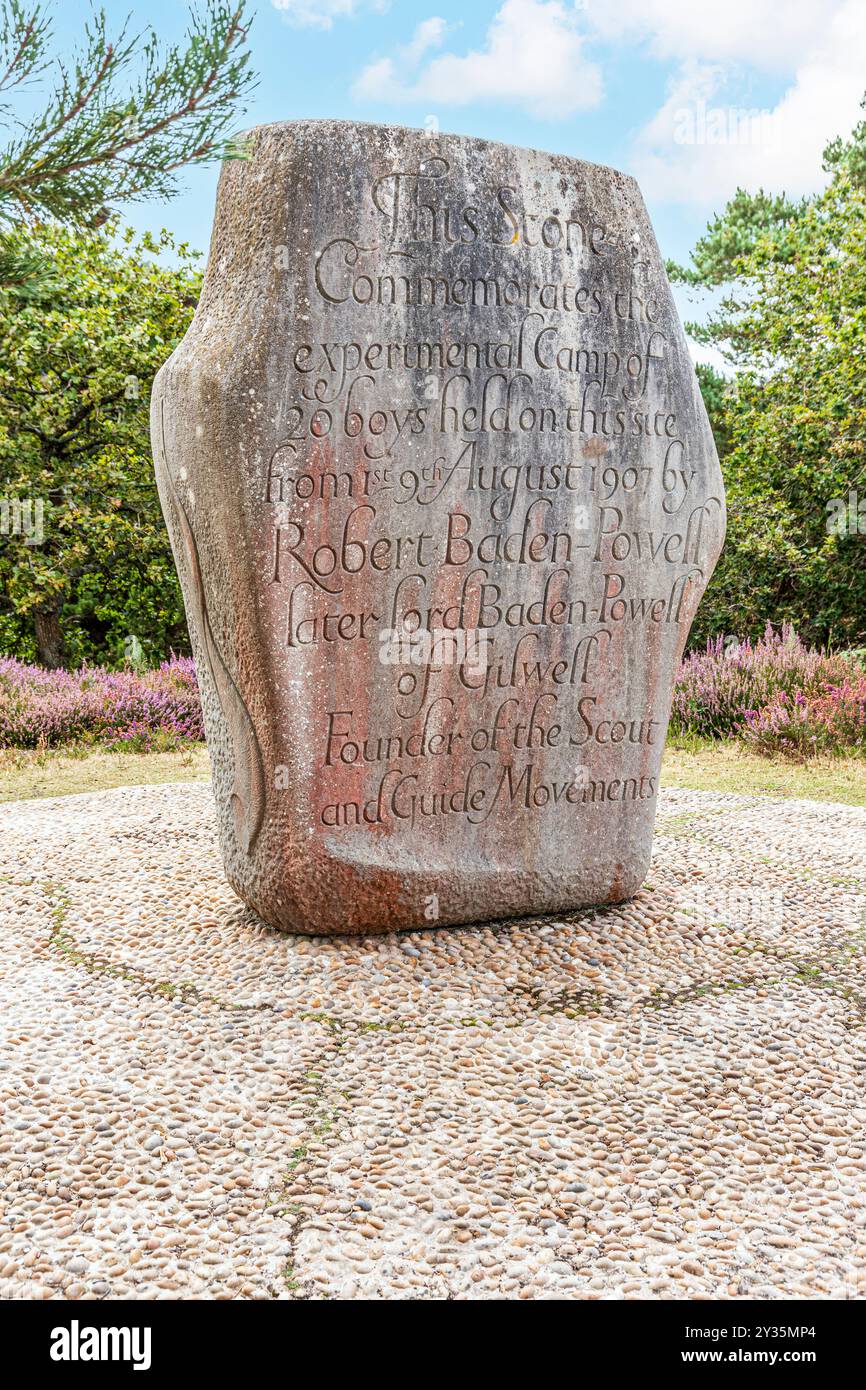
[741,673,866,757]
[671,624,866,756]
[0,656,203,750]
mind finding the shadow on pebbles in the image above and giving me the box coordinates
[1,782,865,1300]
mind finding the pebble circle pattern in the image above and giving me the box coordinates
[1,782,864,1300]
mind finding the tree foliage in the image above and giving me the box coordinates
[667,188,805,290]
[0,220,198,666]
[0,0,255,667]
[0,0,254,290]
[674,101,866,649]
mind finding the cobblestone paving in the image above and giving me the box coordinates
[1,783,864,1299]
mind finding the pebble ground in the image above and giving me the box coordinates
[1,782,864,1300]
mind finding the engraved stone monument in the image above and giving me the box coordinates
[152,120,725,935]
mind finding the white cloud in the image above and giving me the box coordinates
[271,0,384,29]
[631,0,866,204]
[401,16,449,65]
[586,0,835,72]
[352,0,603,119]
[353,16,450,100]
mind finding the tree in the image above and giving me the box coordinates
[694,362,732,458]
[671,101,866,649]
[0,0,254,289]
[666,188,805,290]
[0,220,199,666]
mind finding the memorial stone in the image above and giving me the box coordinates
[151,120,725,934]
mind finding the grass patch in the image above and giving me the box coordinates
[662,736,866,806]
[0,743,211,801]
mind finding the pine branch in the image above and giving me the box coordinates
[0,226,54,293]
[0,1,255,228]
[0,1,50,97]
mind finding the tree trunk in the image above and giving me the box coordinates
[34,605,65,669]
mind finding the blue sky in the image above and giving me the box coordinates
[51,2,866,300]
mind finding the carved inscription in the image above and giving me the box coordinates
[265,146,721,833]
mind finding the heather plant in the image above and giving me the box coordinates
[741,674,866,759]
[671,623,866,756]
[670,624,849,739]
[0,655,203,750]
